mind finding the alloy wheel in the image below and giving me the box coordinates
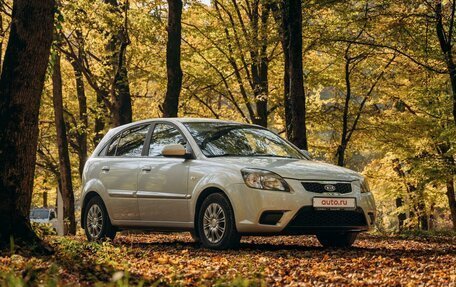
[203,203,226,243]
[87,204,103,238]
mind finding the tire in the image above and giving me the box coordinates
[84,196,116,241]
[316,232,358,248]
[197,193,240,250]
[189,230,200,243]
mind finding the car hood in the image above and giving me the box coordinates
[208,157,362,181]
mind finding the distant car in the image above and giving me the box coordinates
[81,118,376,249]
[30,208,57,230]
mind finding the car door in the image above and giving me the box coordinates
[98,124,150,221]
[137,122,191,223]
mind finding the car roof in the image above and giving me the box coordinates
[108,118,252,133]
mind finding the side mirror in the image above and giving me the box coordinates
[162,144,190,158]
[300,149,311,159]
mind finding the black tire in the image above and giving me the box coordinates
[84,196,116,241]
[316,231,358,248]
[197,193,240,250]
[189,230,201,243]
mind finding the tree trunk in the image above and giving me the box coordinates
[52,52,76,235]
[395,197,406,231]
[0,0,55,248]
[71,30,88,178]
[337,57,351,167]
[162,0,183,118]
[105,0,132,127]
[110,58,132,127]
[94,92,106,146]
[269,2,291,131]
[446,177,456,230]
[435,1,456,126]
[280,2,291,137]
[285,0,307,149]
[248,2,269,127]
[74,63,88,178]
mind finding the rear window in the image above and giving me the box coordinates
[101,125,150,157]
[30,209,49,220]
[116,125,150,157]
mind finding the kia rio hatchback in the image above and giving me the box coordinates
[81,118,376,249]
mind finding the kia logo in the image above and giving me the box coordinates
[324,184,336,192]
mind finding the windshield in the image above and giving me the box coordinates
[184,122,305,159]
[30,209,50,220]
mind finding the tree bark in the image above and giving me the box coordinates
[94,93,106,146]
[285,0,307,149]
[436,1,456,126]
[71,30,88,179]
[0,0,55,248]
[436,143,456,230]
[250,2,269,127]
[446,177,456,230]
[52,52,76,235]
[105,0,132,127]
[162,0,183,117]
[337,56,351,167]
[395,197,406,231]
[271,1,291,136]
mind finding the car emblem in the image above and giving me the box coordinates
[324,184,336,192]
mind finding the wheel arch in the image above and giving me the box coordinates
[193,187,236,234]
[80,191,102,229]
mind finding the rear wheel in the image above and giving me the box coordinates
[316,232,358,248]
[198,193,240,250]
[84,196,116,241]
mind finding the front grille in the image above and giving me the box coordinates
[286,206,367,228]
[302,182,352,194]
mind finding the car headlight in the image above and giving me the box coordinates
[360,178,371,193]
[241,168,291,192]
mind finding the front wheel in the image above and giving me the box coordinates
[198,193,240,250]
[316,232,358,248]
[84,196,116,241]
[189,230,200,243]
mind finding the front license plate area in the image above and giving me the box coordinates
[312,197,356,210]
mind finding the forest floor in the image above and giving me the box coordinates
[0,232,455,286]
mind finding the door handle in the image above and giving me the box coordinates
[101,166,110,172]
[141,165,152,172]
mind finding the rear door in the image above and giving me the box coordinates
[99,124,151,221]
[137,122,191,224]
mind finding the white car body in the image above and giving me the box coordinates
[81,118,376,248]
[30,208,58,230]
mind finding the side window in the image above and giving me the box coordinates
[105,135,120,156]
[115,125,150,157]
[149,124,185,156]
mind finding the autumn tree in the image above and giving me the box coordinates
[0,0,55,247]
[61,0,132,128]
[52,49,76,235]
[162,0,183,117]
[284,0,307,149]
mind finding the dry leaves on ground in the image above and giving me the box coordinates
[1,233,455,286]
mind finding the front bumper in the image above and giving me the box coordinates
[228,179,376,234]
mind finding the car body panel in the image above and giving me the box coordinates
[136,157,190,222]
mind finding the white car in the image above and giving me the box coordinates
[81,118,376,249]
[30,208,58,231]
